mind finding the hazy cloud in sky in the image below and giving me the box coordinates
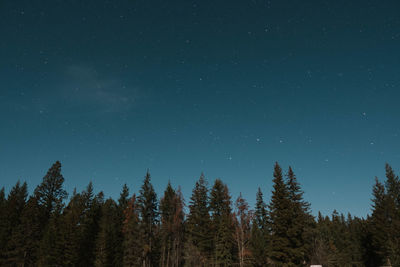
[62,64,137,114]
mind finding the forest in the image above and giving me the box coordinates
[0,161,399,267]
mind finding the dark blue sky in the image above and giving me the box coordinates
[1,0,399,217]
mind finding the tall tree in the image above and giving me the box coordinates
[34,161,68,219]
[79,185,104,266]
[268,162,291,265]
[0,181,27,263]
[369,164,400,266]
[115,184,130,267]
[250,188,269,267]
[35,161,68,266]
[37,212,64,266]
[6,196,42,266]
[286,167,314,265]
[95,198,120,267]
[185,173,212,266]
[233,193,253,267]
[160,182,185,267]
[123,194,142,267]
[210,179,236,266]
[138,170,159,267]
[60,188,84,266]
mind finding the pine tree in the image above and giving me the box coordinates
[95,198,119,267]
[34,161,68,220]
[60,188,84,266]
[233,193,253,267]
[79,185,104,266]
[123,194,142,267]
[37,213,64,266]
[268,162,291,265]
[0,181,27,264]
[138,170,159,267]
[6,196,42,266]
[185,173,212,266]
[114,184,130,267]
[384,164,400,265]
[369,165,400,266]
[160,182,185,267]
[172,187,185,267]
[210,179,236,266]
[35,162,68,266]
[310,212,330,266]
[250,188,269,267]
[286,167,314,265]
[346,214,365,266]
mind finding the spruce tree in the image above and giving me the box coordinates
[384,164,400,265]
[79,184,104,266]
[6,196,42,266]
[233,193,253,267]
[138,170,159,267]
[37,213,64,266]
[0,181,27,264]
[123,194,142,267]
[369,165,400,266]
[185,173,212,266]
[34,161,68,219]
[60,188,84,266]
[34,161,67,266]
[95,198,119,267]
[160,182,185,267]
[210,179,236,266]
[114,184,130,267]
[250,187,269,267]
[286,167,314,265]
[268,162,291,265]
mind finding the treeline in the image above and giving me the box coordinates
[0,162,399,266]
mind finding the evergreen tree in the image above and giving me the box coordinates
[123,194,142,267]
[60,188,84,266]
[250,188,269,267]
[286,167,314,265]
[384,164,400,265]
[34,162,67,266]
[34,161,68,220]
[233,193,253,267]
[160,182,185,267]
[6,196,42,266]
[0,181,27,263]
[268,162,291,265]
[138,170,159,267]
[79,185,104,266]
[185,173,212,266]
[369,165,400,266]
[210,179,236,266]
[95,198,120,267]
[114,184,130,267]
[37,213,64,266]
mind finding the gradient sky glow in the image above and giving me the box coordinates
[1,0,400,217]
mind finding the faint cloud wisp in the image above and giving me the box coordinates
[62,64,136,114]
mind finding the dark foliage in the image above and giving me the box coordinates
[1,161,399,266]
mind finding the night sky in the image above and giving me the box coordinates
[1,0,400,217]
